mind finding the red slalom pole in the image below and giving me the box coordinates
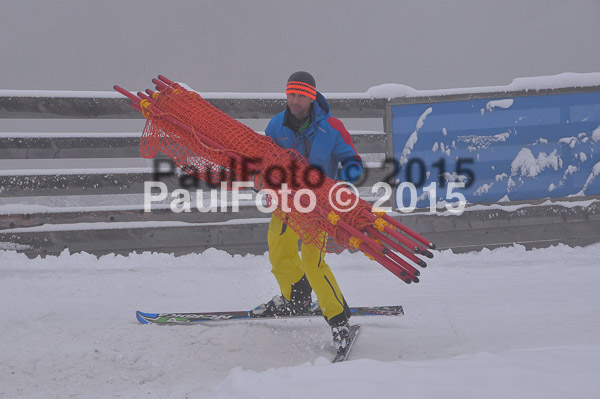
[382,213,435,249]
[152,78,169,91]
[365,235,420,279]
[364,228,421,277]
[361,210,428,253]
[382,223,425,254]
[338,219,387,255]
[114,85,142,103]
[360,243,412,284]
[365,226,426,268]
[157,75,175,86]
[385,249,420,278]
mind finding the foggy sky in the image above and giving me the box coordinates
[1,0,599,94]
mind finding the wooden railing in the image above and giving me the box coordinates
[0,93,390,256]
[1,91,599,257]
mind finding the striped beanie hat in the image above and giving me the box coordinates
[286,71,317,100]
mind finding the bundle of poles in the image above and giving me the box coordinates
[114,75,436,284]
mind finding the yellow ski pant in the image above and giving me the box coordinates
[267,214,347,321]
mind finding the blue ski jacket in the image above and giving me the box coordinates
[265,92,363,183]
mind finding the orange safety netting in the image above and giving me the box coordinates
[140,84,373,253]
[114,75,436,284]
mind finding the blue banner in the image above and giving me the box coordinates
[391,91,600,207]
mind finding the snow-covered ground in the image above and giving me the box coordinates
[1,244,599,398]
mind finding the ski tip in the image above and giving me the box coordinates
[136,310,156,324]
[136,312,148,324]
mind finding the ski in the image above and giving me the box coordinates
[332,325,361,363]
[136,305,403,325]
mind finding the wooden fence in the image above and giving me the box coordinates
[1,91,599,257]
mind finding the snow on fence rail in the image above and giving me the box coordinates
[1,84,599,257]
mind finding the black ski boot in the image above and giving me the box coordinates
[328,301,352,354]
[250,275,313,317]
[331,318,351,354]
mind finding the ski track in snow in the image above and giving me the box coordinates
[1,244,600,398]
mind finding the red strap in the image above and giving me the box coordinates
[328,117,361,159]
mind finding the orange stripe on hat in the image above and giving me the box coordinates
[288,81,316,91]
[287,85,317,97]
[286,81,316,100]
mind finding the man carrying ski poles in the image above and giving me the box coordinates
[250,71,364,354]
